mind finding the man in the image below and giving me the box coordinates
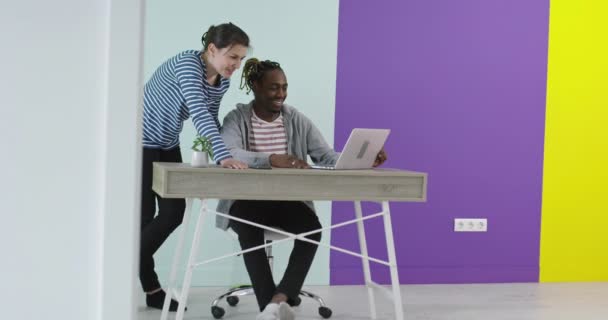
[216,58,387,320]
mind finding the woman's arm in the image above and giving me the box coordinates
[174,54,231,163]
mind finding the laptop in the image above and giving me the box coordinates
[311,128,390,170]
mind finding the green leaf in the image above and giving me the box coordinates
[192,135,214,157]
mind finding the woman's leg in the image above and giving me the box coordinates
[139,147,162,292]
[139,147,185,300]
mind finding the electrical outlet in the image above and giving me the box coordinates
[454,218,487,232]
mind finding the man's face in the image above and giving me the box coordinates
[253,69,288,113]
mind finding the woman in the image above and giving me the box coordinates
[140,22,249,311]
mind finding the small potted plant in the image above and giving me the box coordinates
[191,135,214,167]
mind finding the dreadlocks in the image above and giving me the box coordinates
[239,58,282,94]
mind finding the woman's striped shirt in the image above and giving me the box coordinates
[142,50,231,162]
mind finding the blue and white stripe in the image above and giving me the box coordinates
[143,50,231,162]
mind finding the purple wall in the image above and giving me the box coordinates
[331,0,550,284]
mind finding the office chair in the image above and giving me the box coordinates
[210,229,333,319]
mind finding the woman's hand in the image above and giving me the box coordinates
[219,158,248,169]
[269,154,310,169]
[372,149,388,167]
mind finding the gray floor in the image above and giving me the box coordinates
[137,282,608,320]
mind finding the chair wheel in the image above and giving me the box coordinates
[291,296,302,306]
[211,306,225,319]
[319,306,332,318]
[226,295,239,306]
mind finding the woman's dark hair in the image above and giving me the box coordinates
[201,22,249,51]
[239,58,282,94]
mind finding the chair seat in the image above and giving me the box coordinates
[264,228,289,241]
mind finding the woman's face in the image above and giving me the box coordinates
[207,43,248,79]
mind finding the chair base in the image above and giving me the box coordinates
[211,285,332,319]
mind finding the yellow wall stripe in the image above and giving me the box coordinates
[540,0,608,282]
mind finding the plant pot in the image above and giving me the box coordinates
[191,151,209,167]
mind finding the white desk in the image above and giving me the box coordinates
[152,163,427,320]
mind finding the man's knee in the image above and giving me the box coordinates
[304,218,322,242]
[231,224,264,249]
[306,229,322,242]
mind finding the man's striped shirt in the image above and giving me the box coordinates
[249,111,288,155]
[143,50,231,162]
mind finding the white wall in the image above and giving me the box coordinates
[144,0,340,286]
[0,1,143,319]
[101,1,144,319]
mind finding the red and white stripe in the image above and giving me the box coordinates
[249,112,288,155]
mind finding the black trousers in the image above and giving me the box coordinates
[139,147,185,292]
[229,200,322,311]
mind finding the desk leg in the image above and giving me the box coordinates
[161,197,193,320]
[382,201,404,320]
[354,201,378,319]
[175,198,208,320]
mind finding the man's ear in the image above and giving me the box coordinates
[251,81,260,93]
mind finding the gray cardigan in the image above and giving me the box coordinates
[215,101,340,230]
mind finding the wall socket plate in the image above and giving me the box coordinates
[454,218,487,232]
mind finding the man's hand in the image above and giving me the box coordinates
[372,149,387,167]
[269,154,310,169]
[219,158,248,169]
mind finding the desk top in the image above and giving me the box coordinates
[152,162,427,202]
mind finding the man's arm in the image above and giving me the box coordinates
[301,114,340,165]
